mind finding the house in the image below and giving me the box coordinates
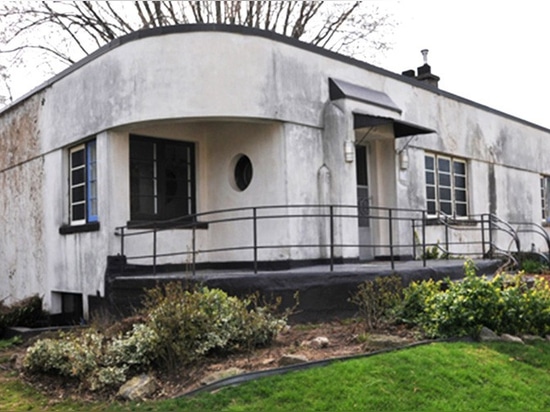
[1,24,549,320]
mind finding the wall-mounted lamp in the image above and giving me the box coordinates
[399,149,409,170]
[344,141,355,163]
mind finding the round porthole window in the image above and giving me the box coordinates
[234,155,253,191]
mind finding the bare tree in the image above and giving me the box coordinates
[0,1,394,103]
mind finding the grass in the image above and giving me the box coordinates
[3,340,550,411]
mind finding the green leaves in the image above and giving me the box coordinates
[144,284,287,368]
[399,260,550,338]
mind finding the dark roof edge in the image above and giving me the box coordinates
[1,23,548,134]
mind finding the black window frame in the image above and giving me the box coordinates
[129,134,196,222]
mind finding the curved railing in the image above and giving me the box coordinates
[114,204,548,275]
[115,204,428,274]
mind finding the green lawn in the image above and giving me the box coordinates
[3,340,550,411]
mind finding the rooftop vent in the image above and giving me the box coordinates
[402,49,440,88]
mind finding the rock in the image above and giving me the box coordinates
[117,374,157,401]
[200,367,245,385]
[522,334,544,342]
[478,326,500,342]
[364,334,411,348]
[501,334,524,344]
[310,337,330,348]
[278,354,308,366]
[10,353,25,371]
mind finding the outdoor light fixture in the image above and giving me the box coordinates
[344,141,355,162]
[399,149,409,170]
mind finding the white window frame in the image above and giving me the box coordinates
[542,175,550,224]
[425,153,468,218]
[69,140,97,225]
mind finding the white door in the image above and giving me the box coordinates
[356,145,373,260]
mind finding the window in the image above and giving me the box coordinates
[130,135,196,221]
[69,140,97,225]
[355,145,369,227]
[234,155,253,191]
[425,153,468,217]
[542,176,550,223]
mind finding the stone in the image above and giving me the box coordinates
[9,353,25,371]
[310,337,330,348]
[200,367,245,386]
[278,354,308,366]
[522,334,544,342]
[364,334,411,348]
[478,326,500,342]
[501,334,524,344]
[117,374,157,401]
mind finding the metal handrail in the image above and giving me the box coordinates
[510,221,550,255]
[115,204,427,274]
[113,204,546,276]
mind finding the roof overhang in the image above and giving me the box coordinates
[353,113,435,138]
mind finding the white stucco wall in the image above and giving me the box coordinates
[2,26,550,313]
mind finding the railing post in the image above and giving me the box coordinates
[330,205,334,272]
[389,209,394,270]
[481,214,486,258]
[119,227,125,257]
[411,219,416,260]
[488,214,493,259]
[253,207,258,274]
[422,211,427,267]
[152,224,157,276]
[444,215,449,259]
[192,225,196,276]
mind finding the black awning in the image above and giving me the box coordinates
[329,78,401,114]
[353,113,435,138]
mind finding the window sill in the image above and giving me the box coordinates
[59,222,100,235]
[425,218,478,227]
[126,220,209,230]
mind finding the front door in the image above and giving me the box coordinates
[356,145,373,260]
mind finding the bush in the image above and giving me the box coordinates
[143,283,288,368]
[350,275,403,330]
[0,295,47,331]
[398,260,550,338]
[24,329,104,378]
[23,283,290,390]
[398,278,443,325]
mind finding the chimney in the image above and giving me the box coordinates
[415,49,440,87]
[402,49,440,88]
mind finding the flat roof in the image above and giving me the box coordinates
[1,24,549,134]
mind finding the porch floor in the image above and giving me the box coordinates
[106,258,504,323]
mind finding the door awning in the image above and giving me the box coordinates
[353,113,435,138]
[329,78,401,113]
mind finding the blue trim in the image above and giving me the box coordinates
[86,140,98,223]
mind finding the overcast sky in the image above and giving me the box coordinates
[377,0,550,129]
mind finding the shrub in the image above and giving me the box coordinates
[0,295,47,331]
[350,275,403,330]
[24,324,160,391]
[398,278,443,325]
[398,260,550,338]
[23,284,290,391]
[24,330,104,378]
[520,258,549,274]
[143,283,288,368]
